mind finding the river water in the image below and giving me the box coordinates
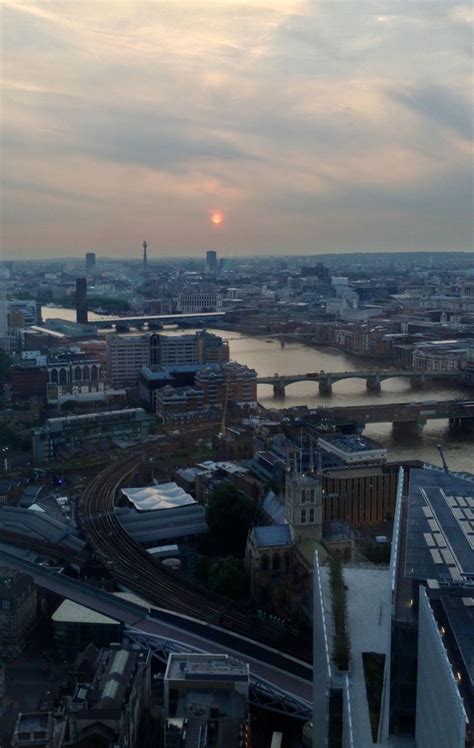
[42,307,473,472]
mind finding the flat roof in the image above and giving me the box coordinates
[52,599,120,625]
[166,653,248,681]
[406,469,474,585]
[318,434,385,454]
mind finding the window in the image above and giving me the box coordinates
[309,508,314,523]
[301,508,306,524]
[301,490,306,504]
[261,554,269,571]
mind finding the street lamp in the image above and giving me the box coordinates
[1,447,8,472]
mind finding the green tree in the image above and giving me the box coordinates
[207,557,249,600]
[206,483,254,557]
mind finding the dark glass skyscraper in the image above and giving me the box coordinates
[76,276,88,324]
[85,252,96,272]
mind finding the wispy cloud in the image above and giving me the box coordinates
[1,0,472,257]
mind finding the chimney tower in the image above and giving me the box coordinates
[143,240,148,270]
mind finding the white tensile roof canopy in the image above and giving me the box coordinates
[121,483,196,512]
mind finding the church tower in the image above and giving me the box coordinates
[284,449,323,542]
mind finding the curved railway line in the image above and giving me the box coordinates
[77,444,312,664]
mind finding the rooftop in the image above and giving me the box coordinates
[52,599,120,625]
[121,483,196,512]
[318,434,385,454]
[166,653,249,682]
[253,524,292,548]
[406,468,474,585]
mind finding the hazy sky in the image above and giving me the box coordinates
[1,0,473,259]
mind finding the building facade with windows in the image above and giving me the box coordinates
[32,408,150,463]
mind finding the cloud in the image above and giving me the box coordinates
[1,0,472,257]
[392,83,473,140]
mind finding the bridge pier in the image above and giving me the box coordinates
[319,377,333,396]
[393,418,425,438]
[410,374,426,390]
[366,374,381,394]
[273,381,286,399]
[449,416,474,433]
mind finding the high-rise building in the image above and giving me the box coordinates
[75,277,88,324]
[106,334,150,387]
[85,252,96,272]
[206,250,218,272]
[143,240,148,270]
[0,282,8,341]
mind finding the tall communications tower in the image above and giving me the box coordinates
[143,240,148,270]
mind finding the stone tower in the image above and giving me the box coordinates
[284,451,323,542]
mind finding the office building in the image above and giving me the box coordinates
[322,465,399,526]
[383,468,473,744]
[195,361,257,406]
[0,569,37,659]
[150,332,198,366]
[85,251,96,272]
[164,653,250,748]
[206,250,218,272]
[177,292,222,313]
[150,331,229,367]
[75,276,88,324]
[317,434,387,466]
[32,408,150,463]
[107,334,150,387]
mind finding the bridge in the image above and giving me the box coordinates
[257,369,465,397]
[91,311,225,330]
[308,399,474,436]
[0,548,312,719]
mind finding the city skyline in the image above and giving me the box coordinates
[1,0,473,259]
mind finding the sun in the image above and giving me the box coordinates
[210,210,224,225]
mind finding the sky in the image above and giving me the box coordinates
[1,0,473,259]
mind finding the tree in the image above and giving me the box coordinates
[207,557,249,600]
[206,483,255,557]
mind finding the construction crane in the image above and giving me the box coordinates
[437,444,449,473]
[219,379,231,438]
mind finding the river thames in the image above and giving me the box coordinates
[42,307,474,472]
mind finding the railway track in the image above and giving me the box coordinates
[77,444,311,662]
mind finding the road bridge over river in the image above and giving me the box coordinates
[308,399,474,436]
[257,369,465,397]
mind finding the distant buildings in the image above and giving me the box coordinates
[85,252,96,273]
[177,291,222,313]
[108,331,229,389]
[206,250,218,272]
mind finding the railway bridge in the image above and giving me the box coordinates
[257,369,464,397]
[309,398,474,437]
